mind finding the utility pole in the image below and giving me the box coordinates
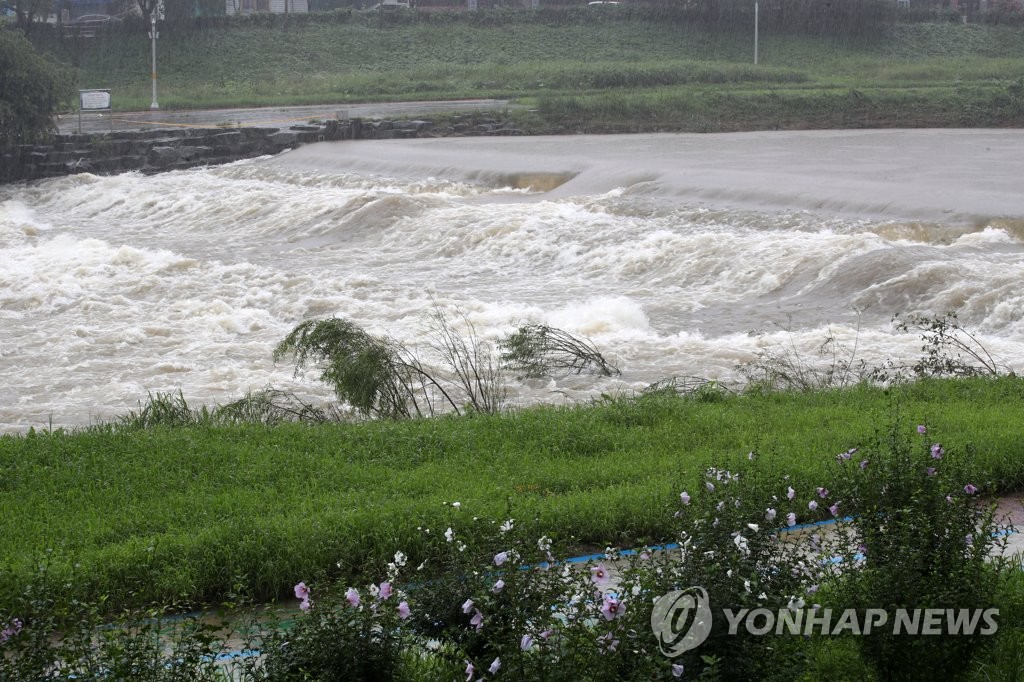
[148,4,161,110]
[754,2,759,65]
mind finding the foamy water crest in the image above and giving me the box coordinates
[2,135,1022,432]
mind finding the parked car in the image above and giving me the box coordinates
[360,0,411,10]
[64,14,121,38]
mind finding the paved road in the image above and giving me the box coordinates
[56,99,515,134]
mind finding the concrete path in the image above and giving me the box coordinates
[55,99,515,134]
[995,492,1024,559]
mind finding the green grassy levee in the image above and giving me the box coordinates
[34,14,1024,129]
[2,377,1022,611]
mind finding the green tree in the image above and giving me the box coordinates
[11,0,52,34]
[0,30,73,147]
[135,0,159,24]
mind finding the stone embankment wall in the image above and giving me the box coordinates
[1,115,522,184]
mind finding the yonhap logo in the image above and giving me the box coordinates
[650,587,713,657]
[649,585,999,657]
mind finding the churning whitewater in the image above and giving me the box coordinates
[2,130,1023,432]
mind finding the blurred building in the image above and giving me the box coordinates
[225,0,309,14]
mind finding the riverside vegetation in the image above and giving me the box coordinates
[15,4,1024,132]
[1,310,1024,679]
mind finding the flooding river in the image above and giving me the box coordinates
[2,129,1023,432]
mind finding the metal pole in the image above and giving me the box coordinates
[753,2,761,65]
[149,15,159,110]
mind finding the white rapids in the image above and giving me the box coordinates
[2,129,1023,432]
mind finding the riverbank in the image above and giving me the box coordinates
[3,111,525,183]
[2,376,1022,613]
[29,17,1024,132]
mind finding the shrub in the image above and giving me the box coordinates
[257,580,409,681]
[649,456,826,680]
[826,423,1010,681]
[0,29,73,148]
[274,317,433,419]
[739,326,870,393]
[893,311,1010,378]
[274,308,618,420]
[0,561,230,681]
[265,454,832,681]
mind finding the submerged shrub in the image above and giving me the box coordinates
[117,390,212,429]
[214,387,345,424]
[499,323,619,380]
[738,311,1010,394]
[274,308,618,420]
[273,317,425,419]
[893,311,1011,379]
[739,325,871,393]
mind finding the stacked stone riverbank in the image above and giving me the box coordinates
[1,114,523,183]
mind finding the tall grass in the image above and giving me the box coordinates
[533,81,1024,133]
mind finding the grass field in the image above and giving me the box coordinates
[31,12,1024,130]
[2,376,1023,612]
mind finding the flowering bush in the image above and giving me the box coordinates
[186,427,1013,680]
[254,427,1013,680]
[825,424,1011,681]
[645,457,828,679]
[254,455,837,681]
[399,513,680,682]
[258,562,414,681]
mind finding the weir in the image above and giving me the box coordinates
[267,129,1024,225]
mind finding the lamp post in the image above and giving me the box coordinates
[148,13,159,110]
[753,1,761,65]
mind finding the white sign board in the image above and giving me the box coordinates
[79,90,111,111]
